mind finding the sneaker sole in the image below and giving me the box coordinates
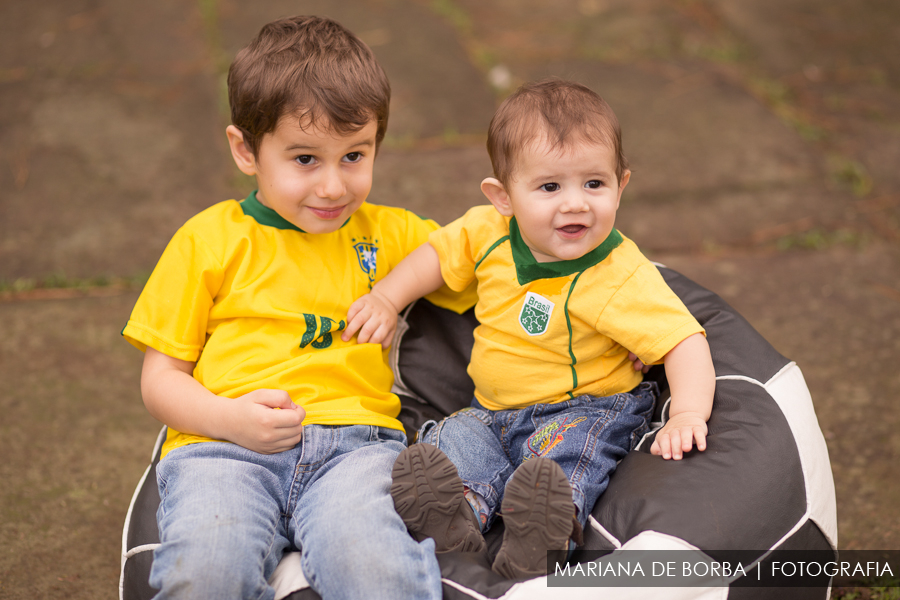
[492,457,573,579]
[391,443,486,553]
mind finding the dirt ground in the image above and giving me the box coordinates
[1,0,898,598]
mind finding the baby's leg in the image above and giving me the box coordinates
[419,406,514,529]
[518,383,656,526]
[289,424,441,600]
[151,441,295,600]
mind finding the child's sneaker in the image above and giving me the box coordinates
[390,444,486,553]
[492,457,575,579]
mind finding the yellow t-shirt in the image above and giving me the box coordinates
[124,193,474,458]
[429,205,705,411]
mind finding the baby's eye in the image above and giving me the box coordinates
[295,155,315,166]
[585,180,603,189]
[540,182,560,193]
[344,152,363,163]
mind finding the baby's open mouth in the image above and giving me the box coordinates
[558,224,586,235]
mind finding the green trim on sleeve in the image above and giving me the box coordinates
[508,218,623,284]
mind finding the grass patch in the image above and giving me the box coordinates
[775,228,868,252]
[832,158,874,197]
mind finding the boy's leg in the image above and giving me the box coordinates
[289,425,441,600]
[151,442,296,600]
[419,406,515,531]
[390,443,486,552]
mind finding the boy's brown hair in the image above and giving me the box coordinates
[228,15,391,157]
[487,79,628,186]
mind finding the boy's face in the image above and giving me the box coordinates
[227,115,378,234]
[483,136,630,263]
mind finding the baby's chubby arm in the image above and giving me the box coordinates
[650,333,715,460]
[342,242,446,348]
[141,347,305,454]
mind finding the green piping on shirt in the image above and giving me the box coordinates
[564,271,584,398]
[508,218,623,284]
[474,235,510,272]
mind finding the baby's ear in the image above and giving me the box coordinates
[481,177,513,217]
[226,125,258,176]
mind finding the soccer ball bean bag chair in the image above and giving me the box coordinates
[120,266,837,599]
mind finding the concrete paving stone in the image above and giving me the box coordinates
[660,241,900,550]
[618,185,853,253]
[216,0,497,142]
[0,0,231,282]
[0,292,159,600]
[370,144,492,225]
[710,0,900,84]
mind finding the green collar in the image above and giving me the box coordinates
[240,191,351,232]
[508,218,623,285]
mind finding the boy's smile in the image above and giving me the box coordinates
[483,136,630,263]
[227,116,379,234]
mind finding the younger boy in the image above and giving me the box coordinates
[344,79,716,579]
[122,16,470,600]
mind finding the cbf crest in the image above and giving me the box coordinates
[519,291,554,336]
[352,237,379,289]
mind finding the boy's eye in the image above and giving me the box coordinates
[344,152,362,163]
[540,183,560,193]
[296,155,315,165]
[586,180,603,189]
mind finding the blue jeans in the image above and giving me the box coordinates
[419,382,657,529]
[150,425,441,600]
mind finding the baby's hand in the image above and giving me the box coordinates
[342,291,399,348]
[650,411,708,460]
[628,351,650,374]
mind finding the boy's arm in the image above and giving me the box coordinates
[141,347,305,454]
[650,333,715,460]
[342,242,446,348]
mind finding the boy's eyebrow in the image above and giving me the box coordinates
[283,138,376,152]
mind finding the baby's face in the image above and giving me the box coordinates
[503,137,629,263]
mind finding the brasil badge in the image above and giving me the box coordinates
[519,291,554,336]
[352,239,379,289]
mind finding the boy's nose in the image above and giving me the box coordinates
[316,167,346,200]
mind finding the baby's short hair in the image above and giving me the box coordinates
[228,15,391,157]
[487,79,628,186]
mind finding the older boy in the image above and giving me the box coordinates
[122,16,472,600]
[344,79,716,579]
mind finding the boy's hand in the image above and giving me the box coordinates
[230,389,305,454]
[342,291,399,349]
[650,411,708,460]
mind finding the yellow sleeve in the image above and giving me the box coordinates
[597,261,706,365]
[402,210,477,314]
[122,226,225,361]
[427,207,489,293]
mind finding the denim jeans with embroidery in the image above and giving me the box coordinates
[419,381,657,530]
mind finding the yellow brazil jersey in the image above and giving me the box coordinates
[429,205,705,411]
[123,192,474,458]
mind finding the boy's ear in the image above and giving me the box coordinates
[481,177,514,217]
[226,125,258,176]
